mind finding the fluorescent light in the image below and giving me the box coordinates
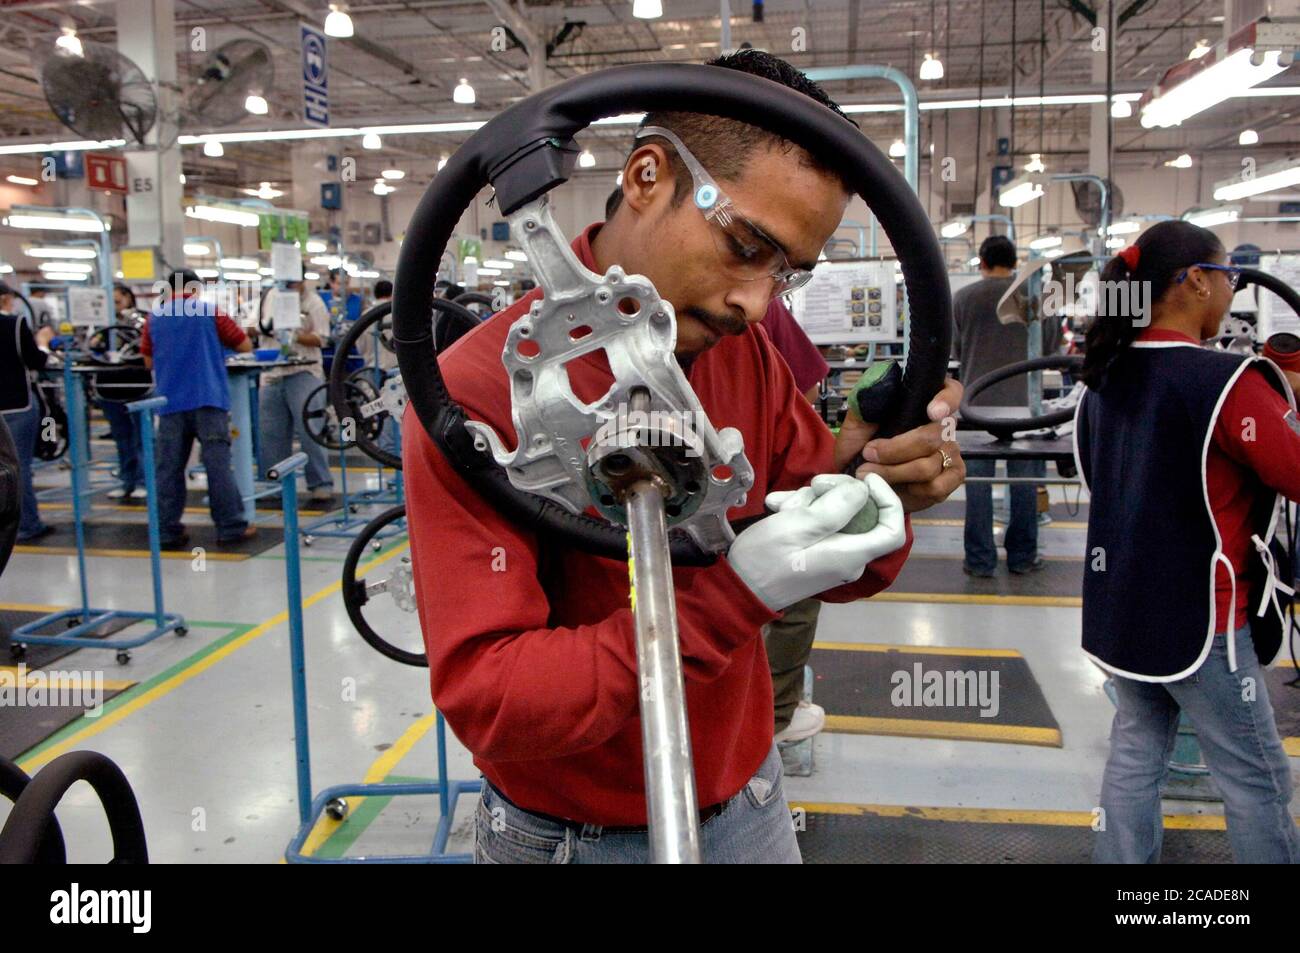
[185,204,260,228]
[1239,128,1259,146]
[437,154,448,171]
[304,271,319,280]
[244,94,269,115]
[0,264,12,274]
[504,250,528,262]
[1184,204,1241,228]
[1106,220,1141,235]
[194,268,219,278]
[258,267,274,275]
[25,245,96,258]
[998,174,1044,208]
[1105,236,1126,249]
[203,139,224,157]
[888,139,906,158]
[1029,234,1062,250]
[1110,98,1132,118]
[453,78,475,105]
[179,173,186,184]
[306,240,328,253]
[1024,153,1046,173]
[1042,248,1064,259]
[578,150,596,168]
[55,29,82,57]
[1165,153,1193,168]
[381,168,405,180]
[1188,39,1210,60]
[492,280,510,287]
[372,181,392,195]
[477,267,501,276]
[1140,46,1289,129]
[482,259,514,269]
[633,0,663,18]
[362,132,382,150]
[3,212,106,232]
[223,271,262,282]
[219,257,259,269]
[42,271,88,281]
[39,261,93,272]
[1214,156,1300,201]
[184,243,211,256]
[6,174,38,186]
[357,269,380,279]
[919,53,944,81]
[243,182,282,199]
[311,255,342,267]
[324,5,354,38]
[940,220,969,238]
[968,256,981,267]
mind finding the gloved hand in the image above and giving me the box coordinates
[727,472,907,612]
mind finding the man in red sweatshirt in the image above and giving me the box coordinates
[403,51,966,863]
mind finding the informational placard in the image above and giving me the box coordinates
[272,289,302,331]
[67,286,111,327]
[119,247,157,282]
[1258,253,1300,339]
[789,260,898,344]
[271,242,303,282]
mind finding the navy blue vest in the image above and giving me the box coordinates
[1075,342,1292,680]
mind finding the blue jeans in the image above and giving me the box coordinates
[156,408,247,542]
[474,743,801,864]
[258,373,333,491]
[963,457,1042,573]
[1094,626,1300,863]
[99,399,143,491]
[2,401,45,538]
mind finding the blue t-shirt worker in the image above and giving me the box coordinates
[140,269,254,548]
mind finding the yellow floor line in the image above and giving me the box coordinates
[823,715,1062,747]
[1285,737,1300,758]
[814,640,1022,658]
[296,711,439,857]
[0,602,62,613]
[871,592,1082,607]
[12,545,249,561]
[787,801,1247,830]
[0,665,134,690]
[16,541,410,774]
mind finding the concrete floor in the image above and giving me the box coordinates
[2,444,1297,862]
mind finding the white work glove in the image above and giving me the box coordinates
[727,473,907,612]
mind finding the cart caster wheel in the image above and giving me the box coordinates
[10,644,26,660]
[370,539,382,552]
[349,504,359,514]
[303,535,314,547]
[66,617,80,629]
[115,651,131,665]
[325,798,348,821]
[175,626,189,637]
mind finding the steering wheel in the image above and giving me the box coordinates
[452,291,498,320]
[958,355,1085,439]
[1239,266,1300,319]
[329,299,482,470]
[340,505,424,666]
[392,64,952,566]
[83,324,144,365]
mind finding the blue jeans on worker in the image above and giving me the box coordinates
[2,401,46,539]
[99,399,143,491]
[155,407,247,543]
[1094,625,1300,864]
[258,372,333,491]
[474,743,801,864]
[963,457,1042,573]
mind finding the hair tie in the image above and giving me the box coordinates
[1118,245,1141,273]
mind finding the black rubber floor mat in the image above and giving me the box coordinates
[1265,662,1300,744]
[794,807,1233,863]
[15,521,283,559]
[887,554,1082,599]
[810,643,1062,746]
[0,683,130,761]
[0,609,134,669]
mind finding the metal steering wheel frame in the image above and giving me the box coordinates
[392,63,952,567]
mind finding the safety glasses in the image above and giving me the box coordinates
[634,124,814,298]
[1176,262,1243,292]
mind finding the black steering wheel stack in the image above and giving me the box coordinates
[392,64,952,565]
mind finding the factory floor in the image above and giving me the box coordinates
[2,436,1297,864]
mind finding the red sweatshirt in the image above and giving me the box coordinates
[403,223,911,825]
[1138,328,1300,632]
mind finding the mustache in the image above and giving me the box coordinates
[682,308,748,336]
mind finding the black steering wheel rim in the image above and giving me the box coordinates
[958,354,1085,438]
[1239,267,1300,319]
[393,64,952,566]
[341,504,425,667]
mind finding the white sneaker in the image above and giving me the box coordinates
[106,487,128,500]
[774,700,826,745]
[129,487,147,500]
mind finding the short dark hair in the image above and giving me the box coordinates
[373,279,393,299]
[167,268,202,294]
[605,187,624,220]
[113,282,137,308]
[978,236,1017,270]
[636,50,856,206]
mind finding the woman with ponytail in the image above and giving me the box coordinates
[1076,219,1300,863]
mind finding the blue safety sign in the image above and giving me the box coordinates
[301,23,329,127]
